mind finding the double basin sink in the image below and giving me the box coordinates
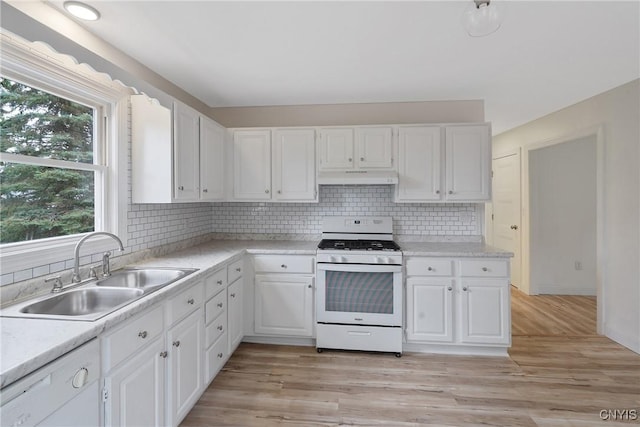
[0,268,197,321]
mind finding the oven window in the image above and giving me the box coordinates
[325,271,394,314]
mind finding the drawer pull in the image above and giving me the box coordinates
[160,351,168,358]
[462,287,468,291]
[235,267,241,272]
[173,340,180,347]
[447,286,453,291]
[217,302,223,308]
[281,264,287,268]
[138,331,148,339]
[482,267,488,272]
[187,298,195,305]
[217,352,224,358]
[216,280,223,285]
[217,325,223,331]
[427,267,433,271]
[230,293,236,298]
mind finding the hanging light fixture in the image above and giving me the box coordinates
[461,0,504,37]
[64,1,101,21]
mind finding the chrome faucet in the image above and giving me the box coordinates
[72,232,124,283]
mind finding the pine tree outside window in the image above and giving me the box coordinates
[1,78,103,244]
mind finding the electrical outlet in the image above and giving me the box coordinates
[574,261,583,270]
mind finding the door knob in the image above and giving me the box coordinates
[510,225,519,230]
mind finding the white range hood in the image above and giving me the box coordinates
[317,170,398,185]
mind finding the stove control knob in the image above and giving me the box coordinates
[329,256,336,263]
[341,256,348,263]
[374,256,383,264]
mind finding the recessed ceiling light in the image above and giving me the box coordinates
[63,1,101,21]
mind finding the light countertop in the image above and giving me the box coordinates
[0,238,508,388]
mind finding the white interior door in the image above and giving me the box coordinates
[492,152,521,288]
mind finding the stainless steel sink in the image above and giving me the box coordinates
[20,287,143,317]
[0,267,197,321]
[95,268,193,290]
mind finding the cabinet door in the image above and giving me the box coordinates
[272,128,317,201]
[406,278,454,342]
[445,125,491,201]
[233,130,272,200]
[167,309,203,426]
[200,117,225,200]
[459,279,510,345]
[356,127,393,169]
[173,102,200,201]
[104,338,165,427]
[318,128,354,170]
[254,275,314,337]
[396,126,442,201]
[228,279,244,353]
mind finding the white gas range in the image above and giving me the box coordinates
[315,217,403,357]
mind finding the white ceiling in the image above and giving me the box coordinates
[49,1,639,134]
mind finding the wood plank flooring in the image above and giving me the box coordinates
[181,293,638,427]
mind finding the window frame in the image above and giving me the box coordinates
[0,33,129,275]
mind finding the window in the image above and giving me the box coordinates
[1,78,105,244]
[0,33,129,276]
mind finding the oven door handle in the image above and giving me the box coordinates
[316,263,402,273]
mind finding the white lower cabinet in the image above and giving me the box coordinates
[405,257,510,350]
[166,308,203,426]
[227,278,244,352]
[254,274,314,337]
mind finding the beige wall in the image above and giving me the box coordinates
[493,79,640,353]
[210,100,484,128]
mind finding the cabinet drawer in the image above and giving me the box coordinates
[205,289,226,325]
[227,259,243,284]
[204,268,227,300]
[103,305,164,371]
[460,259,508,277]
[204,332,228,384]
[406,258,453,277]
[206,313,227,348]
[167,280,204,325]
[253,255,314,274]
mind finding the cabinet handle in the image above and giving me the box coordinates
[217,353,224,358]
[510,225,518,230]
[230,293,236,298]
[447,286,453,291]
[281,264,287,269]
[203,189,208,193]
[360,157,365,161]
[348,158,352,162]
[187,298,195,305]
[236,267,241,272]
[173,340,180,347]
[462,287,468,291]
[308,284,312,288]
[217,302,223,308]
[265,189,270,194]
[448,190,453,194]
[160,351,168,358]
[435,190,440,194]
[482,267,488,272]
[178,186,184,191]
[427,267,433,271]
[217,325,223,331]
[217,280,223,285]
[277,190,281,194]
[138,331,148,339]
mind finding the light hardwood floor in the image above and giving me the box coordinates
[182,293,639,427]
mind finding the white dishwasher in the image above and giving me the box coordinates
[0,339,100,427]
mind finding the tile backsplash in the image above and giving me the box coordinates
[212,185,481,238]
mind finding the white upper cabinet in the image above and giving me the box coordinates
[396,123,491,202]
[131,95,225,203]
[318,128,354,170]
[319,127,394,171]
[396,126,442,201]
[445,125,491,201]
[233,130,272,200]
[199,117,225,201]
[272,128,317,201]
[356,127,393,169]
[233,129,317,202]
[173,101,200,202]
